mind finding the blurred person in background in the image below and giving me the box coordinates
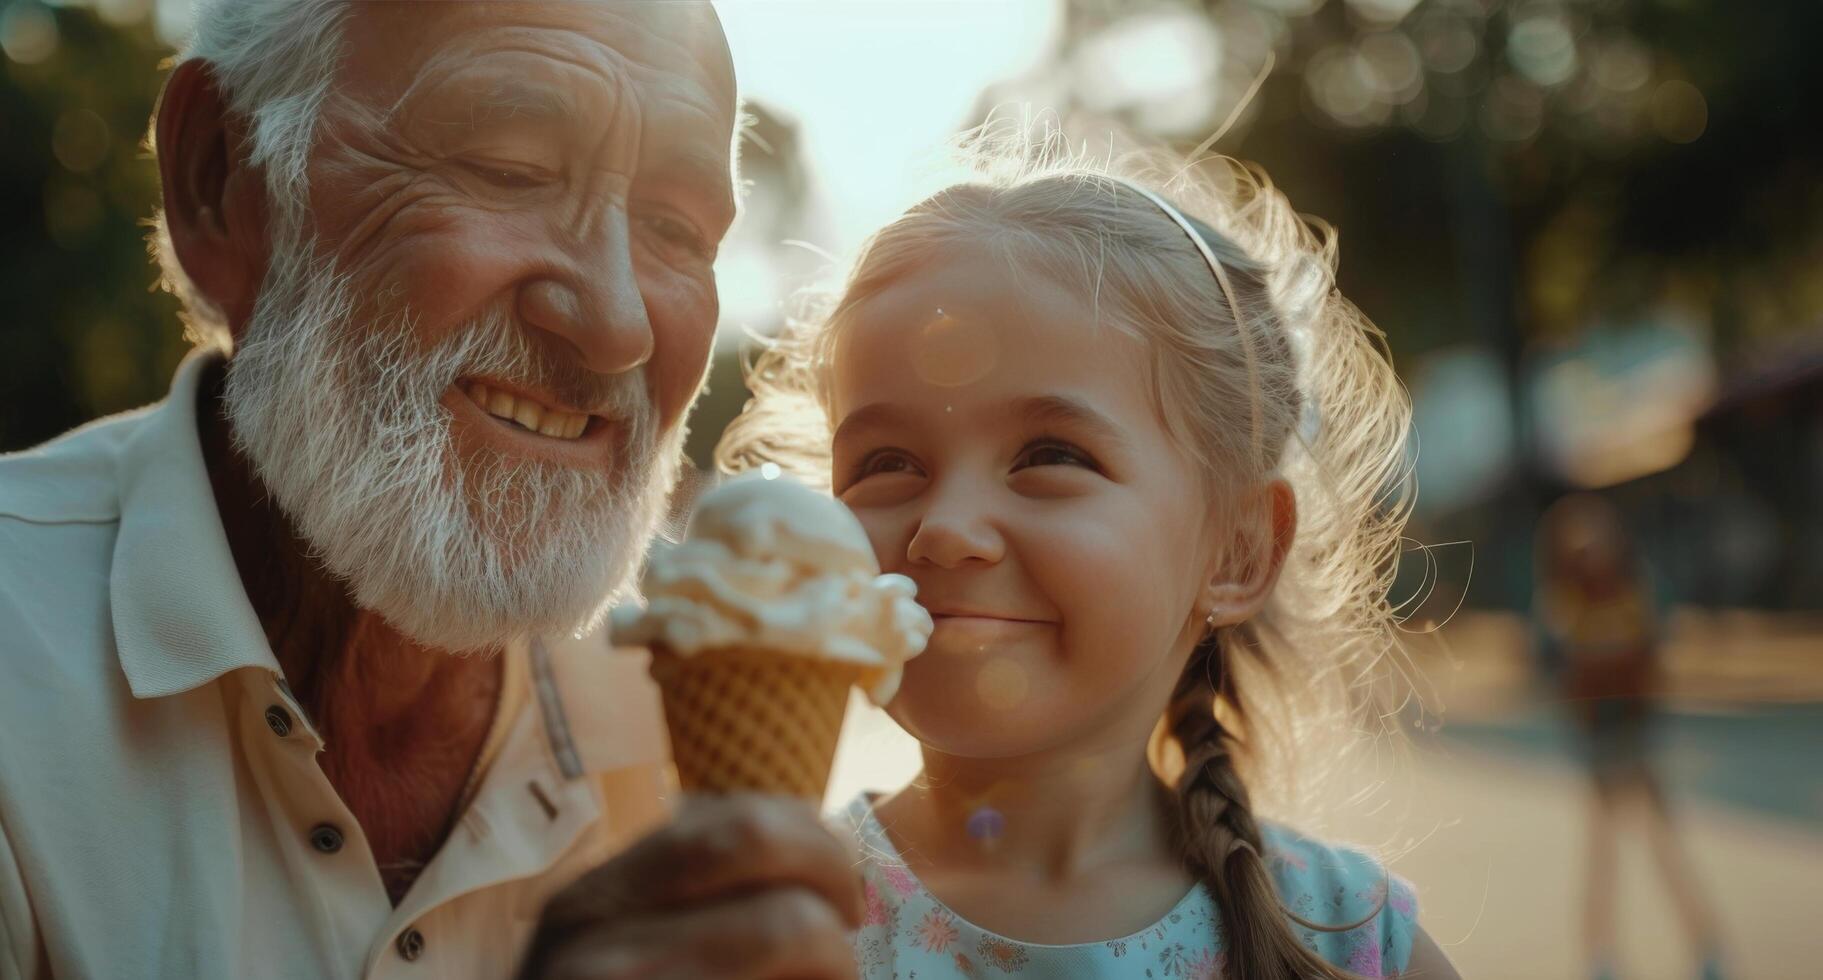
[0,2,867,977]
[1535,493,1726,980]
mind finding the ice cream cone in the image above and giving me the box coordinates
[649,646,865,799]
[613,474,933,802]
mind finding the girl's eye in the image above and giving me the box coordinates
[849,449,923,485]
[1014,439,1099,472]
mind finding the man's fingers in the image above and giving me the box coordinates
[546,794,865,932]
[525,795,868,980]
[543,886,859,980]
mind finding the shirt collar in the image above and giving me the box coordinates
[110,347,281,699]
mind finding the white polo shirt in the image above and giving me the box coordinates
[0,351,675,979]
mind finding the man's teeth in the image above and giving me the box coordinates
[464,382,589,440]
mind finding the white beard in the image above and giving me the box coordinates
[222,236,684,653]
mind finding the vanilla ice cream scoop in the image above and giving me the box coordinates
[612,473,932,705]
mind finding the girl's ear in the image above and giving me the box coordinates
[1202,479,1296,629]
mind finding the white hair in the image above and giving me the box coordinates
[155,0,350,349]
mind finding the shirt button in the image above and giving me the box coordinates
[308,823,344,854]
[264,705,293,738]
[396,927,425,961]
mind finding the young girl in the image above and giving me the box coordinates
[719,123,1455,979]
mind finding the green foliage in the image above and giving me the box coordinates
[1,3,184,452]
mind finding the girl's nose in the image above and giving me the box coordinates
[905,483,1004,568]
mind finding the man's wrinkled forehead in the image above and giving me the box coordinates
[335,1,736,153]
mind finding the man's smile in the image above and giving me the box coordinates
[459,378,596,440]
[445,377,626,468]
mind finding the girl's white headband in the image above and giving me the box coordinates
[1116,180,1249,344]
[1116,179,1275,464]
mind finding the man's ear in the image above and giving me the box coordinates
[1202,479,1297,629]
[156,58,271,340]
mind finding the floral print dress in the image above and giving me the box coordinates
[838,794,1419,979]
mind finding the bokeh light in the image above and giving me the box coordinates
[1307,43,1390,128]
[912,310,999,389]
[1074,9,1223,134]
[1410,347,1515,515]
[42,179,102,249]
[92,0,152,27]
[1650,78,1708,144]
[1589,34,1653,92]
[1530,321,1717,488]
[51,108,110,173]
[1507,9,1577,88]
[1415,11,1481,75]
[1481,73,1545,142]
[1347,0,1425,25]
[1,1,59,64]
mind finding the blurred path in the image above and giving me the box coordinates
[1443,703,1823,826]
[828,695,1823,979]
[1331,739,1822,980]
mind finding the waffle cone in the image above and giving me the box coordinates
[648,646,865,800]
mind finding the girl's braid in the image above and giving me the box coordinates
[1167,627,1366,980]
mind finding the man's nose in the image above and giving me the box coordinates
[516,207,654,376]
[906,478,1005,569]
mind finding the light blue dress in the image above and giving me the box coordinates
[840,794,1419,978]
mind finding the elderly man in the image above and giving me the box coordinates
[0,2,862,978]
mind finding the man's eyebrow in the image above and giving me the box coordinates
[471,78,577,123]
[1012,395,1129,444]
[388,75,578,129]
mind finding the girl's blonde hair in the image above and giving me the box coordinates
[718,114,1417,980]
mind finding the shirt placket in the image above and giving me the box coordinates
[360,650,606,979]
[239,670,394,978]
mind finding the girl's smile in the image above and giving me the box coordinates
[926,613,1053,651]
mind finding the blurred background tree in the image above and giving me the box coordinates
[4,0,1818,608]
[984,0,1823,610]
[1,0,185,451]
